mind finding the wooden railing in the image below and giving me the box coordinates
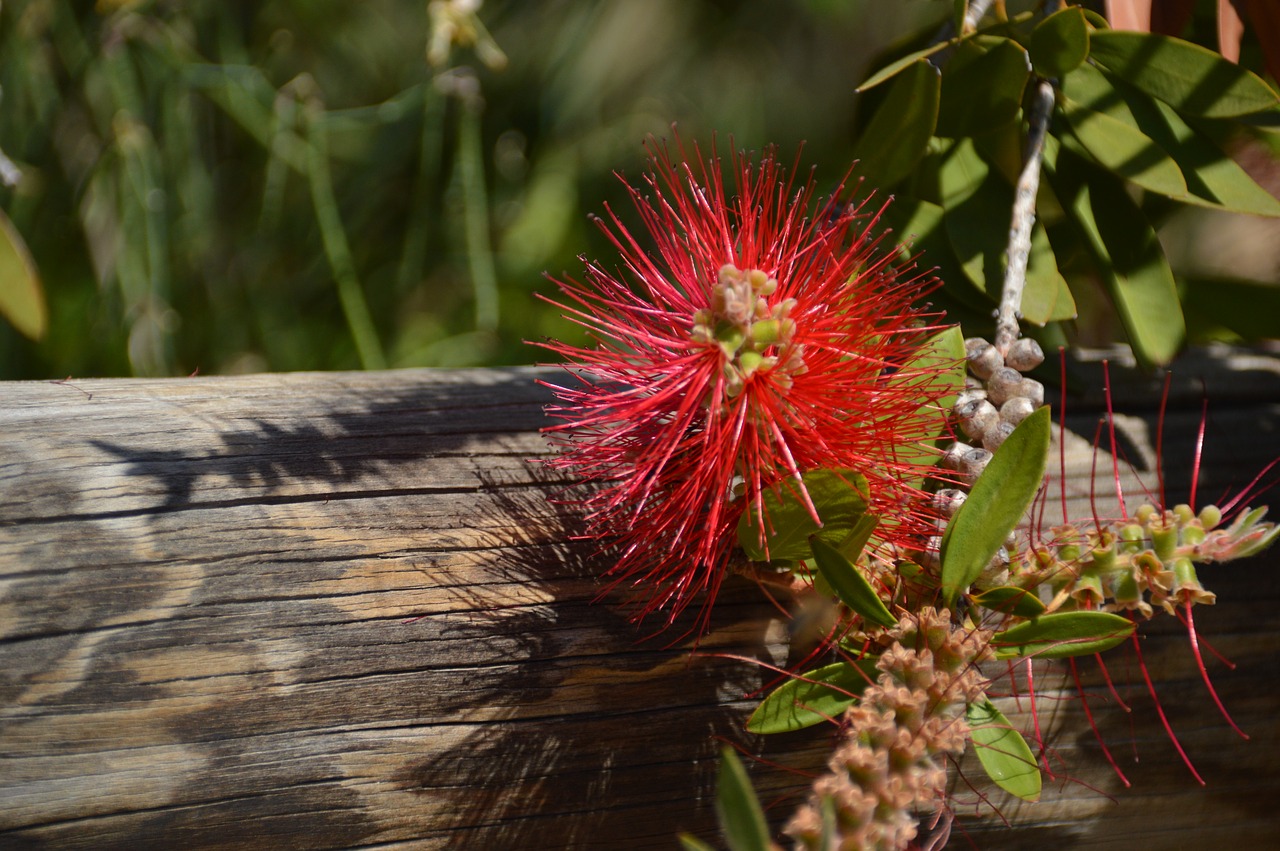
[2,350,1278,848]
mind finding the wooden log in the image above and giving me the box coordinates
[1,351,1278,849]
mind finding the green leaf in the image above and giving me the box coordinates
[858,42,950,92]
[966,698,1042,801]
[1183,276,1280,341]
[716,748,771,851]
[993,610,1136,659]
[886,325,967,414]
[936,136,990,206]
[971,586,1048,618]
[939,407,1051,606]
[678,835,716,851]
[945,172,1015,296]
[738,470,870,562]
[747,658,879,734]
[1087,30,1280,118]
[1029,6,1089,78]
[1058,96,1189,199]
[810,533,896,629]
[1047,150,1185,367]
[0,208,47,340]
[1020,223,1077,324]
[851,60,940,187]
[1062,63,1280,215]
[936,37,1030,138]
[886,198,990,312]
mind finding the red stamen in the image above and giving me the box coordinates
[1069,658,1131,787]
[1128,625,1205,785]
[1181,601,1248,738]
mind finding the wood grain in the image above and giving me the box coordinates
[1,353,1278,849]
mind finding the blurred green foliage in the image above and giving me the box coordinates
[0,1,1277,379]
[0,0,944,378]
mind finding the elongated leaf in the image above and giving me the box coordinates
[972,586,1048,618]
[940,407,1051,606]
[810,533,896,629]
[1048,150,1185,367]
[936,37,1030,138]
[1063,63,1280,216]
[993,610,1135,659]
[0,208,46,340]
[966,699,1042,801]
[1183,275,1280,341]
[851,60,940,187]
[738,470,869,562]
[858,41,951,92]
[716,748,771,851]
[1030,6,1089,78]
[747,658,880,734]
[1020,223,1077,324]
[678,835,716,851]
[945,172,1015,296]
[1058,96,1189,199]
[885,325,967,413]
[1088,30,1280,118]
[886,198,990,312]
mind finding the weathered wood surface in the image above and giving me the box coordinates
[1,352,1279,849]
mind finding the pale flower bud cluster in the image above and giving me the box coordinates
[786,609,991,851]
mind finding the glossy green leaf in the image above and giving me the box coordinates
[747,658,880,734]
[993,610,1136,659]
[810,533,896,629]
[971,586,1048,618]
[1029,6,1088,78]
[966,698,1042,801]
[716,748,771,851]
[886,198,990,312]
[1058,96,1189,199]
[1048,150,1185,367]
[940,407,1051,606]
[738,470,869,562]
[1062,63,1280,215]
[1183,276,1280,341]
[886,325,967,413]
[936,37,1030,138]
[851,60,940,187]
[936,136,990,206]
[858,41,950,92]
[0,208,47,340]
[1020,223,1076,324]
[945,172,1014,296]
[1087,30,1280,118]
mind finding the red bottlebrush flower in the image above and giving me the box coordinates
[538,138,953,626]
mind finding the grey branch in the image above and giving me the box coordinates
[995,78,1056,355]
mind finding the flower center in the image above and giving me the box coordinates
[691,264,806,397]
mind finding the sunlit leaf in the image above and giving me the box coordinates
[966,698,1042,802]
[945,173,1014,296]
[1087,30,1280,118]
[1029,6,1089,78]
[886,325,967,413]
[940,407,1051,606]
[0,208,46,340]
[858,42,950,92]
[1047,150,1185,367]
[886,198,990,312]
[1058,96,1189,199]
[851,60,940,187]
[971,586,1048,618]
[1062,63,1280,215]
[747,658,880,734]
[738,470,869,562]
[716,748,771,851]
[1020,223,1076,324]
[993,610,1136,659]
[810,533,896,629]
[936,37,1030,138]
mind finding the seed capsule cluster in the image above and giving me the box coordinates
[929,336,1047,584]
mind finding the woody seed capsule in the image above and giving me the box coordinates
[999,396,1036,426]
[1005,337,1045,371]
[982,420,1017,452]
[960,447,993,481]
[986,367,1024,406]
[1018,377,1045,408]
[965,337,1003,379]
[956,398,998,440]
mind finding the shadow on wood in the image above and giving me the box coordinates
[1,353,1279,848]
